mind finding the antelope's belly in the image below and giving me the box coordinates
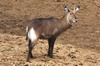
[39,33,52,39]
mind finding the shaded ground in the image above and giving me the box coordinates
[0,0,100,66]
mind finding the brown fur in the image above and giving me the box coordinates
[26,14,72,39]
[26,6,80,62]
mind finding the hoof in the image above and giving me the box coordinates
[48,54,53,58]
[30,55,33,58]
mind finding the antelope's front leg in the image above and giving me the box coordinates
[48,36,56,58]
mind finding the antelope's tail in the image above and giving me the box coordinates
[26,26,28,40]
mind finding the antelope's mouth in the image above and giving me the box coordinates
[74,19,79,22]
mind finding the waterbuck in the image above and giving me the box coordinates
[26,6,80,62]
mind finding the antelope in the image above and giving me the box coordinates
[26,6,80,62]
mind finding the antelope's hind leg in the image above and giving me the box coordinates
[27,40,36,62]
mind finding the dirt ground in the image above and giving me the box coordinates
[0,0,100,66]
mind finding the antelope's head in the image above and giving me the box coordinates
[65,6,80,24]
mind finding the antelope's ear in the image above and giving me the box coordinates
[74,6,80,12]
[64,6,70,12]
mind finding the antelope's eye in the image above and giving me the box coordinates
[70,13,72,15]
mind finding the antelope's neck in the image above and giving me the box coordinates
[59,14,72,29]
